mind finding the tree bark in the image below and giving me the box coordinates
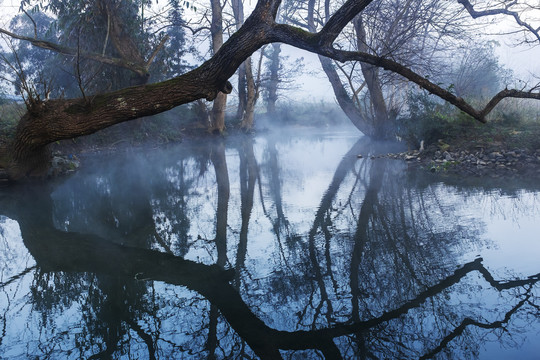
[354,16,393,139]
[209,0,227,133]
[240,56,257,129]
[232,0,247,121]
[233,0,259,130]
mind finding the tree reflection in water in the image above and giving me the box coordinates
[0,132,539,359]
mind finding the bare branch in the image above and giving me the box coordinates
[21,7,38,39]
[102,10,111,56]
[272,20,540,123]
[458,0,540,44]
[0,27,148,76]
[145,35,169,69]
[75,28,87,102]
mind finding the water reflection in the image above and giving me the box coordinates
[0,130,539,359]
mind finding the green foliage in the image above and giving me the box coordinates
[0,102,24,142]
[3,0,189,100]
[396,90,477,147]
[398,88,540,152]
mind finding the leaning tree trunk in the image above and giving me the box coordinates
[318,55,375,137]
[307,0,373,137]
[310,0,390,139]
[354,15,393,139]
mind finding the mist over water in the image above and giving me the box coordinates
[0,128,539,359]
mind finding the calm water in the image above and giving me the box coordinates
[1,128,539,359]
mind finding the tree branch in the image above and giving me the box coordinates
[318,0,374,45]
[21,8,38,39]
[145,35,169,69]
[457,0,540,44]
[271,22,540,123]
[0,27,148,76]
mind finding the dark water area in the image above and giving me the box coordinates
[1,128,539,359]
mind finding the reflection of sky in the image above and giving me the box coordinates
[1,129,540,358]
[454,191,540,276]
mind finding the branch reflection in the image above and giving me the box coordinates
[0,133,539,359]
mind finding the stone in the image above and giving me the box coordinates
[443,151,453,161]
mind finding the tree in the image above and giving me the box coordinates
[231,0,264,130]
[1,0,187,92]
[1,0,539,181]
[285,0,475,139]
[265,43,281,114]
[208,0,228,133]
[446,41,509,100]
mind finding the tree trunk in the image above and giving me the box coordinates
[309,0,390,139]
[266,43,281,115]
[233,0,259,130]
[240,56,257,129]
[210,0,227,133]
[317,55,374,137]
[232,0,247,121]
[354,16,393,139]
[236,62,247,119]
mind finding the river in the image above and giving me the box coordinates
[1,128,539,359]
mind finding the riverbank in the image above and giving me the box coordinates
[387,115,540,177]
[388,146,540,177]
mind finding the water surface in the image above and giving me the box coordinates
[1,128,539,359]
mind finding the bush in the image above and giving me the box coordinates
[396,91,476,147]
